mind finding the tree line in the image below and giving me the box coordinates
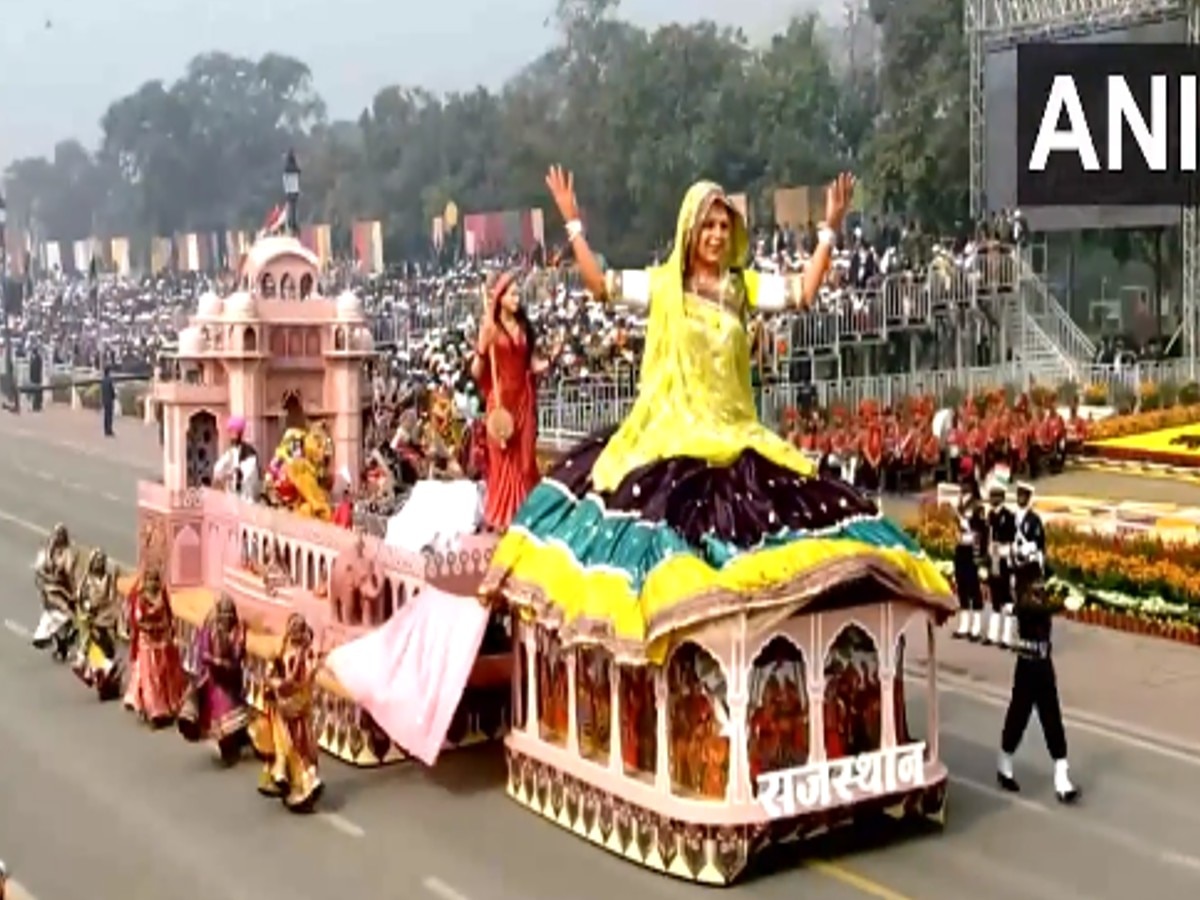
[2,0,968,266]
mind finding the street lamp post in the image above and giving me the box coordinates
[0,192,13,411]
[283,150,301,237]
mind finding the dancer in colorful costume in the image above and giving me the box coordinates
[124,565,188,726]
[179,595,253,764]
[73,549,123,700]
[32,523,79,659]
[253,613,325,812]
[483,168,950,662]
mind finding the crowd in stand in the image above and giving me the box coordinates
[5,211,1024,383]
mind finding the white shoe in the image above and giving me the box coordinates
[1054,759,1079,804]
[985,612,1002,645]
[969,611,983,641]
[1000,611,1017,648]
[954,611,971,638]
[997,751,1019,791]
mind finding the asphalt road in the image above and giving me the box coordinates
[2,416,1200,899]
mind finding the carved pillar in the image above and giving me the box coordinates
[808,681,826,762]
[609,662,623,774]
[525,626,539,737]
[566,651,579,754]
[727,688,750,803]
[880,663,897,750]
[655,666,670,792]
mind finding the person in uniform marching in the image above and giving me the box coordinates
[1002,481,1041,648]
[997,481,1080,804]
[953,459,988,640]
[984,473,1016,645]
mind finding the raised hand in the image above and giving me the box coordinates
[823,172,856,233]
[545,165,580,222]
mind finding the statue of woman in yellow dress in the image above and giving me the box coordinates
[482,168,950,664]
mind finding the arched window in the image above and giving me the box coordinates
[299,273,314,299]
[280,273,296,299]
[823,624,882,759]
[334,327,347,351]
[242,326,257,354]
[260,273,276,298]
[748,636,809,791]
[575,647,613,762]
[667,642,729,799]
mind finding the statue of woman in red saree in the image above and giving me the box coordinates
[471,272,558,531]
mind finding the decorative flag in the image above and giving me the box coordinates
[258,204,288,239]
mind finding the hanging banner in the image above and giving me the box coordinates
[44,241,61,272]
[72,240,90,274]
[111,237,131,276]
[313,225,332,269]
[530,208,545,247]
[151,237,172,273]
[351,220,384,274]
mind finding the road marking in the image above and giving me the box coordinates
[4,619,32,639]
[319,812,365,838]
[808,860,917,900]
[423,876,472,900]
[952,775,1200,874]
[0,507,135,571]
[1161,850,1200,873]
[0,508,52,538]
[910,666,1200,768]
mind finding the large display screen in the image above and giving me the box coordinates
[983,16,1187,231]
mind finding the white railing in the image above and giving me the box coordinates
[1014,254,1097,364]
[535,359,1096,441]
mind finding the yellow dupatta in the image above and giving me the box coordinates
[589,181,818,492]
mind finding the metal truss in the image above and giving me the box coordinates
[966,0,1197,369]
[975,0,1182,39]
[1184,3,1200,378]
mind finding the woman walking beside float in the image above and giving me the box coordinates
[471,272,558,531]
[253,613,325,812]
[32,523,79,659]
[124,565,188,727]
[179,595,253,764]
[73,548,123,701]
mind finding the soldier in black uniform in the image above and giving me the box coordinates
[983,478,1016,645]
[997,482,1079,804]
[952,464,988,640]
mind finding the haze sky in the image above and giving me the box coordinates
[0,0,833,169]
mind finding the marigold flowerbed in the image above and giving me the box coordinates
[910,503,1200,644]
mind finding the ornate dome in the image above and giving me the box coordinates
[225,291,258,320]
[177,326,205,357]
[196,291,223,319]
[336,290,364,321]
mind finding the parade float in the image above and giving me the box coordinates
[494,583,951,883]
[136,234,508,765]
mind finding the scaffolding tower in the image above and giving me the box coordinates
[965,0,1200,373]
